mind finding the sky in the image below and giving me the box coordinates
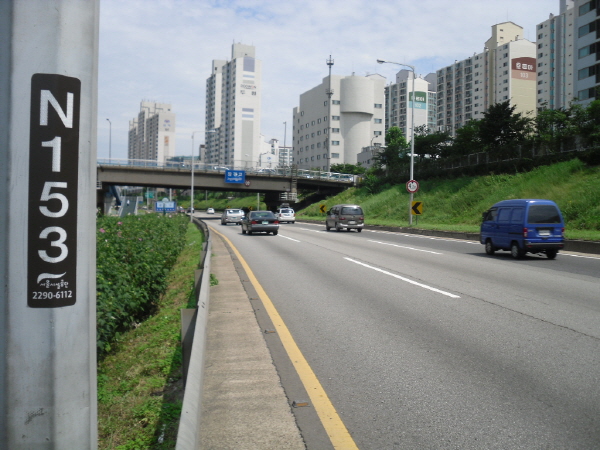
[97,0,561,161]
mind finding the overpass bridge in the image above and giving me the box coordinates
[97,159,356,212]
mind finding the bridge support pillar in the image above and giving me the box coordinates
[263,191,282,212]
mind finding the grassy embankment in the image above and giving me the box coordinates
[294,159,600,241]
[97,222,205,449]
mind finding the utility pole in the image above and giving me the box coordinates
[1,1,99,448]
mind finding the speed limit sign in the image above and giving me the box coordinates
[406,180,419,193]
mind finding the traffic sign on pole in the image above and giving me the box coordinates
[411,201,423,215]
[406,180,419,193]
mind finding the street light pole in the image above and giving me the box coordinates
[326,55,334,173]
[191,131,200,222]
[106,118,111,162]
[377,59,416,225]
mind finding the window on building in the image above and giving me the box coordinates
[331,153,339,158]
[374,131,382,136]
[332,115,340,120]
[332,100,340,105]
[579,22,596,38]
[578,65,596,80]
[331,128,340,133]
[579,1,594,15]
[374,104,382,108]
[374,118,382,123]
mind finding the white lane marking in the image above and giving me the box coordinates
[368,239,443,255]
[299,227,325,233]
[563,253,600,260]
[365,229,480,244]
[345,257,461,299]
[278,234,301,242]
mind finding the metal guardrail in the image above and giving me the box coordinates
[97,158,356,183]
[176,218,211,449]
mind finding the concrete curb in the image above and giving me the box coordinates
[297,219,600,255]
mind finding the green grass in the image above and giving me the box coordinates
[296,159,600,241]
[98,223,204,449]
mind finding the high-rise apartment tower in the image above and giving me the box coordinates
[205,43,262,167]
[128,101,176,161]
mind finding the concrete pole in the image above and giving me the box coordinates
[0,1,99,448]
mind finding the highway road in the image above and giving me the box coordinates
[203,214,600,449]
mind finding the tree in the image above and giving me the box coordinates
[373,127,409,178]
[413,126,452,159]
[478,101,532,158]
[330,163,366,175]
[442,119,481,159]
[571,99,600,148]
[532,107,574,153]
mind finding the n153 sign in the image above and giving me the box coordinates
[28,74,81,308]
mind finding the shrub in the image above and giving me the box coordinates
[96,214,189,356]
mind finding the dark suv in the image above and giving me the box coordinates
[325,204,364,232]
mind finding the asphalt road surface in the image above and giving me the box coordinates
[204,215,600,450]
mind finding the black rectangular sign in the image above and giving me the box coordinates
[28,74,81,307]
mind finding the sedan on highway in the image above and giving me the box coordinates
[241,211,279,235]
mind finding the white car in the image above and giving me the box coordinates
[277,208,295,224]
[207,208,215,214]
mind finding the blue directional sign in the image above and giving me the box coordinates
[225,170,246,184]
[155,201,177,212]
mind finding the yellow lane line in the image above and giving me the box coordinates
[212,228,359,450]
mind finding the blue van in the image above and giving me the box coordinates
[480,199,565,259]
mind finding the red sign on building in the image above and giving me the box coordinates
[511,57,537,81]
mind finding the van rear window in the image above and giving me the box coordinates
[341,207,363,215]
[528,205,561,224]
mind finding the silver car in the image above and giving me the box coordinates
[221,208,244,225]
[241,211,279,235]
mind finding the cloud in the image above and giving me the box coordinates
[98,0,558,160]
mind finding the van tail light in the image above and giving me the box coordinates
[359,216,364,220]
[561,227,565,237]
[274,220,280,224]
[251,220,258,224]
[340,216,346,220]
[523,227,528,237]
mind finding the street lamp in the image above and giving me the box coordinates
[191,131,201,222]
[377,59,416,225]
[106,118,111,162]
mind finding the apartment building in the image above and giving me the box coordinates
[574,0,599,103]
[128,101,176,162]
[536,0,598,108]
[205,43,262,168]
[292,73,386,170]
[436,22,537,135]
[536,1,577,109]
[384,70,437,142]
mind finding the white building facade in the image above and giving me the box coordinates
[128,101,176,162]
[384,70,437,142]
[573,0,599,104]
[536,1,576,110]
[436,22,537,135]
[205,43,262,168]
[293,74,386,170]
